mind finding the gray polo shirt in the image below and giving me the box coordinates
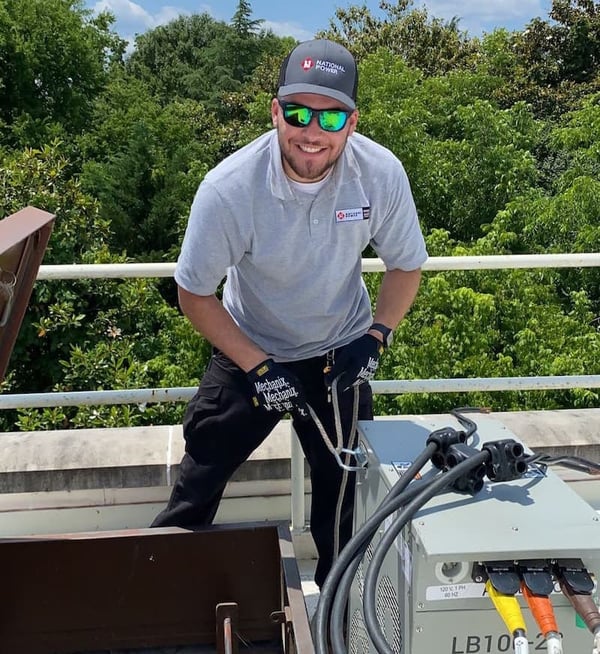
[175,130,427,361]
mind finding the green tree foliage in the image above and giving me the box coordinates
[126,13,232,104]
[372,230,600,415]
[0,141,111,396]
[77,71,226,259]
[481,94,600,309]
[357,50,541,239]
[0,141,206,431]
[479,0,600,116]
[321,0,479,74]
[518,0,600,86]
[0,0,124,147]
[231,0,263,33]
[549,92,600,188]
[125,7,285,111]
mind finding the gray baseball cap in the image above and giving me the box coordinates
[277,39,358,110]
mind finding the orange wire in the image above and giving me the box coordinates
[521,582,559,636]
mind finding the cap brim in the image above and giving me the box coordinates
[278,83,356,110]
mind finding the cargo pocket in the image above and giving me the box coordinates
[183,379,226,461]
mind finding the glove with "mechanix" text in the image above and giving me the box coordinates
[247,358,310,420]
[325,334,384,391]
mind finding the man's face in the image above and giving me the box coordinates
[271,93,358,183]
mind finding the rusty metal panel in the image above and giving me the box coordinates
[0,206,55,382]
[0,522,314,654]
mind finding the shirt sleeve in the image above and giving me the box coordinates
[369,160,428,271]
[174,181,249,296]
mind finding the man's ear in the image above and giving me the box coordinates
[270,98,279,127]
[347,110,359,137]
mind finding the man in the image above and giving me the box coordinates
[152,39,428,587]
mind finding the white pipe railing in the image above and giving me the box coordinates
[36,253,600,280]
[2,376,600,409]
[4,253,598,532]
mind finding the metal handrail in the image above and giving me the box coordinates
[36,253,600,279]
[3,376,600,409]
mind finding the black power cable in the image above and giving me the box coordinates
[449,406,484,440]
[328,479,439,653]
[313,440,441,654]
[362,451,489,654]
[525,452,600,475]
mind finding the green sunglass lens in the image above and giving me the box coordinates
[285,106,312,126]
[319,111,347,132]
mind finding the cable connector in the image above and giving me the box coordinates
[483,561,521,595]
[554,560,600,635]
[445,443,487,494]
[482,439,528,481]
[519,559,554,596]
[428,427,467,470]
[518,561,563,653]
[553,559,595,595]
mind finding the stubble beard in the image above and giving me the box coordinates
[279,128,349,182]
[282,149,338,182]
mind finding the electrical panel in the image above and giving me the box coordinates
[349,416,600,654]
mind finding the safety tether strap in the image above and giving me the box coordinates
[305,377,361,561]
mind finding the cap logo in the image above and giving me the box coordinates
[302,58,314,71]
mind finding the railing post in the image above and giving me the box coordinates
[290,426,306,532]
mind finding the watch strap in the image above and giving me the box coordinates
[369,322,393,349]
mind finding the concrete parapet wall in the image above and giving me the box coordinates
[0,409,598,542]
[0,409,599,494]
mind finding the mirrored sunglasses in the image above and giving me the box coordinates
[278,100,351,133]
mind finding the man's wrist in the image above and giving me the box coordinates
[369,322,393,349]
[238,351,270,373]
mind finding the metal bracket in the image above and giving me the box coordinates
[271,606,294,654]
[333,445,369,472]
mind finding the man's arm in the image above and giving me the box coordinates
[178,286,267,372]
[367,268,422,342]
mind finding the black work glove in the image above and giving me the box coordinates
[325,334,383,391]
[247,358,310,420]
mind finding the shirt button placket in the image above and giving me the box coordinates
[308,207,325,237]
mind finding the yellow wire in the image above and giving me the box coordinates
[486,579,527,635]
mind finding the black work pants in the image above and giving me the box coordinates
[151,349,373,587]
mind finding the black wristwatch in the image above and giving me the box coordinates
[369,322,393,349]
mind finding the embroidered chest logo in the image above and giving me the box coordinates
[335,207,370,223]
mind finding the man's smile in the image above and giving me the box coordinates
[298,143,325,154]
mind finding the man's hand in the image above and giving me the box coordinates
[325,334,383,391]
[247,358,309,419]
